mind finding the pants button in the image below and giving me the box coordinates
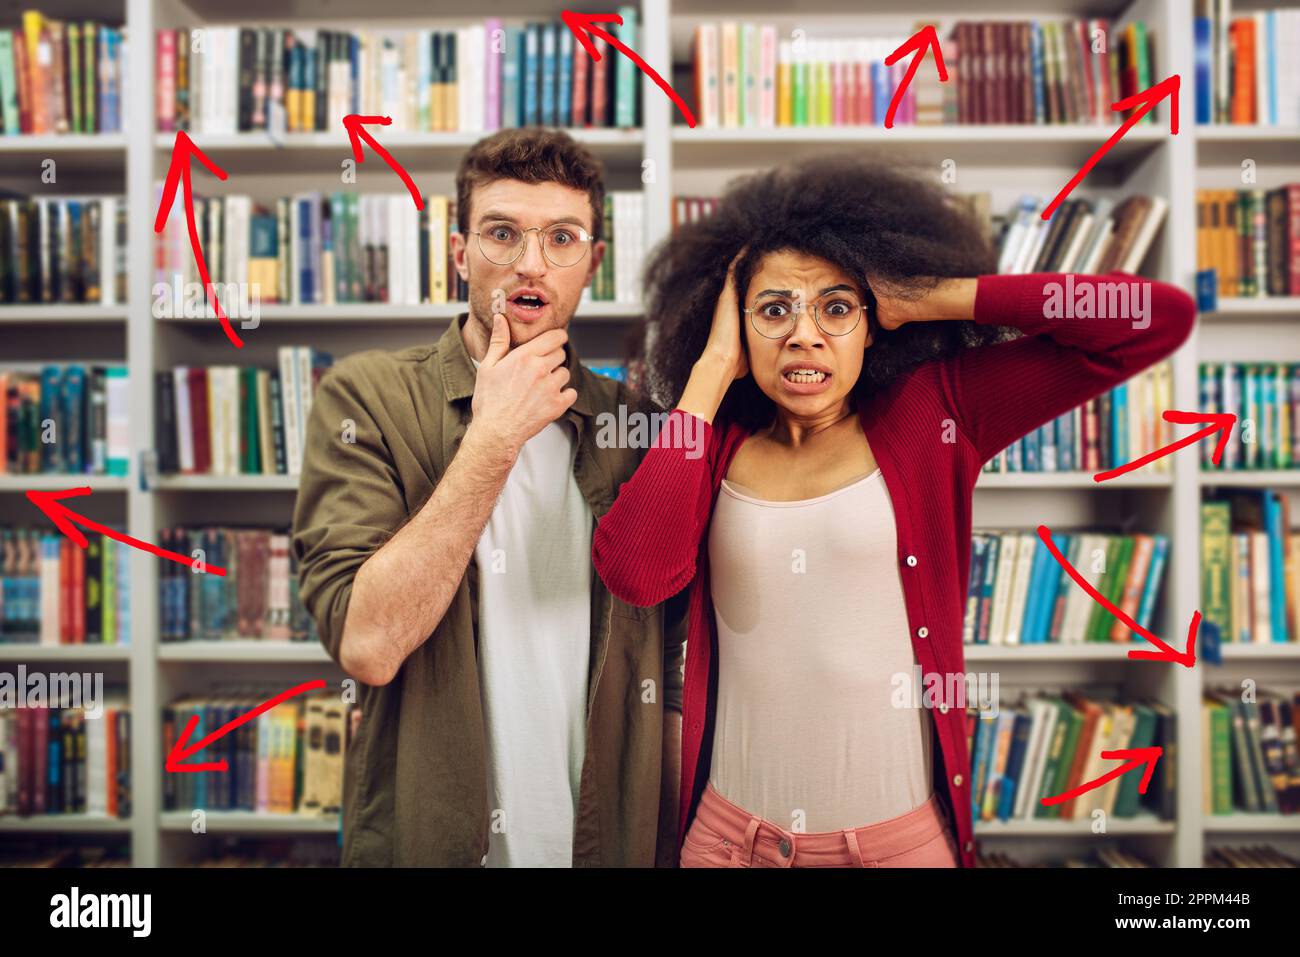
[778,838,791,857]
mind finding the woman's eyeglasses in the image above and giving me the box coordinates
[742,291,867,338]
[469,221,594,268]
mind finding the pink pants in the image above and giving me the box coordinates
[680,783,960,868]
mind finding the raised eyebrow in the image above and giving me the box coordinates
[477,212,588,229]
[755,284,856,299]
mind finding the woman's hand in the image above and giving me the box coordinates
[873,277,979,330]
[678,248,749,423]
[698,248,749,382]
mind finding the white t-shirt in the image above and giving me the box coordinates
[470,361,593,866]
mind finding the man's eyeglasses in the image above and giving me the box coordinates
[469,221,594,268]
[742,291,867,338]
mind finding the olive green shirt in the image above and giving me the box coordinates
[291,314,685,867]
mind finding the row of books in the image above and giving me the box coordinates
[964,530,1169,647]
[993,194,1169,277]
[978,848,1154,867]
[691,26,918,128]
[155,350,332,478]
[1,365,130,476]
[155,12,640,135]
[161,692,353,815]
[0,13,126,135]
[981,362,1173,474]
[1194,3,1300,126]
[0,197,127,305]
[1198,363,1299,471]
[1196,188,1300,299]
[154,190,641,308]
[1203,688,1300,814]
[689,19,1157,128]
[1206,845,1299,866]
[0,703,131,817]
[0,529,131,645]
[158,527,317,643]
[968,694,1175,823]
[0,843,129,866]
[1201,489,1298,646]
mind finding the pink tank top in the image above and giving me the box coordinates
[706,468,934,832]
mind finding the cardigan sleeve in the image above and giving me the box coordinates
[592,409,721,607]
[931,271,1196,465]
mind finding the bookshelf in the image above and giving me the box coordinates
[1,0,1298,867]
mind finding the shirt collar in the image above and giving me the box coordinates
[439,312,595,417]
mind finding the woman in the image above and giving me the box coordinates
[593,155,1196,868]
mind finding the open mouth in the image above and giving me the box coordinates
[509,292,548,312]
[783,368,829,383]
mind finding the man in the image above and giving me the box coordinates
[292,128,683,867]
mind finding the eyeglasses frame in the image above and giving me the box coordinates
[468,222,595,268]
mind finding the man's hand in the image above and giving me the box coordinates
[470,314,579,453]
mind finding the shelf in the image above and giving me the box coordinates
[963,643,1155,662]
[0,134,127,177]
[159,811,340,833]
[673,124,1168,170]
[0,813,132,832]
[1204,814,1300,834]
[976,471,1172,489]
[1195,125,1300,141]
[154,128,646,174]
[154,474,299,491]
[1199,470,1300,488]
[1212,644,1300,661]
[0,474,130,492]
[0,305,129,323]
[1202,297,1300,320]
[975,811,1175,837]
[157,300,645,323]
[158,640,330,663]
[0,644,131,661]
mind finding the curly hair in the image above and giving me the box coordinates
[457,127,606,242]
[636,153,1019,430]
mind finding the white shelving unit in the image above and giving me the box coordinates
[1,0,1298,866]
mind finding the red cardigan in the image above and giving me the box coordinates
[593,271,1196,867]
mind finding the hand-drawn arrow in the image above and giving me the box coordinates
[27,487,227,577]
[1036,524,1197,667]
[883,25,948,129]
[154,131,239,347]
[342,114,424,211]
[562,10,697,128]
[1094,410,1236,482]
[1042,74,1180,220]
[1040,746,1163,807]
[166,679,326,772]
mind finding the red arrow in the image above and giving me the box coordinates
[153,131,239,348]
[166,679,326,772]
[26,487,227,577]
[1040,746,1162,807]
[562,11,697,128]
[342,114,424,211]
[1037,524,1197,667]
[883,25,948,129]
[1095,410,1236,482]
[1042,74,1180,220]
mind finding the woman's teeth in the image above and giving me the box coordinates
[784,369,827,383]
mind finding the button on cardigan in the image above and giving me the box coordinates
[592,271,1196,867]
